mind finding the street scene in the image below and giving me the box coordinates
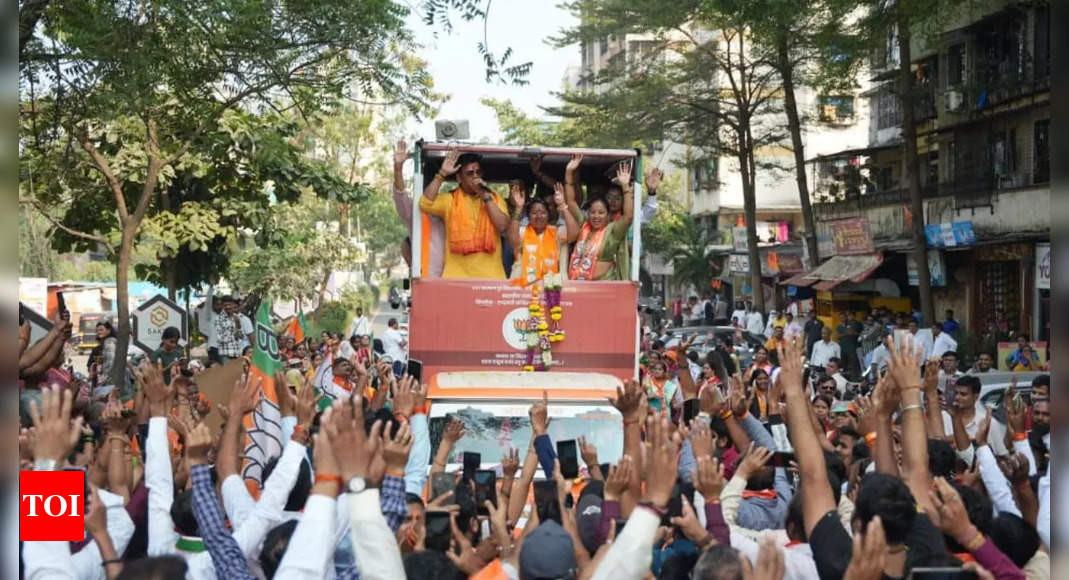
[17,0,1053,579]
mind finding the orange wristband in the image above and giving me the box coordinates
[720,410,733,419]
[1013,432,1028,442]
[315,473,342,485]
[865,432,877,447]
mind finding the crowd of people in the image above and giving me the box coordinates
[18,286,1053,579]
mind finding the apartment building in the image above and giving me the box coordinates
[803,0,1050,355]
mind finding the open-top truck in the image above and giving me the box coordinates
[406,142,645,483]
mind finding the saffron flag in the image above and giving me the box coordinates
[242,300,284,496]
[284,311,307,342]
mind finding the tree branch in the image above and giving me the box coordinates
[77,133,129,222]
[20,198,114,254]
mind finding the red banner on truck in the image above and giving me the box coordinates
[409,279,639,401]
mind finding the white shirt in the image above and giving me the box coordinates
[931,332,958,359]
[347,490,405,579]
[589,507,659,580]
[810,340,841,368]
[348,315,371,339]
[239,314,254,349]
[732,534,818,580]
[731,309,747,327]
[275,494,339,579]
[147,417,307,579]
[382,327,407,362]
[785,321,804,339]
[689,304,704,323]
[941,402,990,440]
[745,311,764,335]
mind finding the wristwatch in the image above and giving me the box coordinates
[346,476,368,494]
[482,193,493,203]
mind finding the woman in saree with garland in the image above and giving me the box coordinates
[506,180,580,285]
[563,155,634,281]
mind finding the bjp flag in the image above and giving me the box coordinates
[242,300,284,496]
[284,310,307,342]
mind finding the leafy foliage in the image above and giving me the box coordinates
[422,0,533,85]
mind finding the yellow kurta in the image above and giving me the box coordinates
[419,189,507,279]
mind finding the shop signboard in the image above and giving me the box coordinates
[731,227,749,253]
[907,250,946,287]
[131,294,189,354]
[924,221,976,248]
[832,217,875,255]
[1035,243,1050,290]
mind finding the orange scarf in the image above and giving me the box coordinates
[448,189,497,255]
[511,225,559,286]
[742,489,779,500]
[568,222,610,280]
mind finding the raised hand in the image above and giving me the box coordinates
[604,455,632,501]
[184,422,214,466]
[135,361,173,417]
[753,532,785,580]
[322,399,374,483]
[84,484,108,537]
[30,386,84,464]
[553,182,567,209]
[997,453,1029,487]
[529,390,550,436]
[735,443,773,481]
[566,153,584,173]
[689,421,715,460]
[578,436,599,468]
[394,139,408,167]
[501,448,521,480]
[698,385,723,416]
[1004,378,1027,435]
[614,161,633,189]
[854,396,877,435]
[440,148,462,177]
[884,336,922,391]
[729,375,750,417]
[608,379,647,424]
[295,380,317,427]
[274,371,296,417]
[872,369,899,419]
[692,456,726,500]
[777,336,805,395]
[228,374,263,416]
[643,412,680,508]
[929,477,975,544]
[645,167,663,193]
[392,375,418,418]
[843,516,887,580]
[443,418,466,444]
[382,421,414,477]
[509,181,526,210]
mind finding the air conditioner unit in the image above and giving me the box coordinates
[944,90,965,113]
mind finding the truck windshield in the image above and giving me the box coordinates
[428,405,624,467]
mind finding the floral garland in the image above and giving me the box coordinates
[523,273,564,371]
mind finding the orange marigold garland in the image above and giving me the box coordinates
[523,274,564,371]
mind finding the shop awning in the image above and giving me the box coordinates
[779,253,883,291]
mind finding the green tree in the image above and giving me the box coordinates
[644,198,721,293]
[229,191,370,305]
[556,0,789,313]
[20,0,430,386]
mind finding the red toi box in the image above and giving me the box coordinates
[19,470,86,541]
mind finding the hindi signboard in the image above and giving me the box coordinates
[409,279,638,401]
[131,294,188,354]
[832,217,875,255]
